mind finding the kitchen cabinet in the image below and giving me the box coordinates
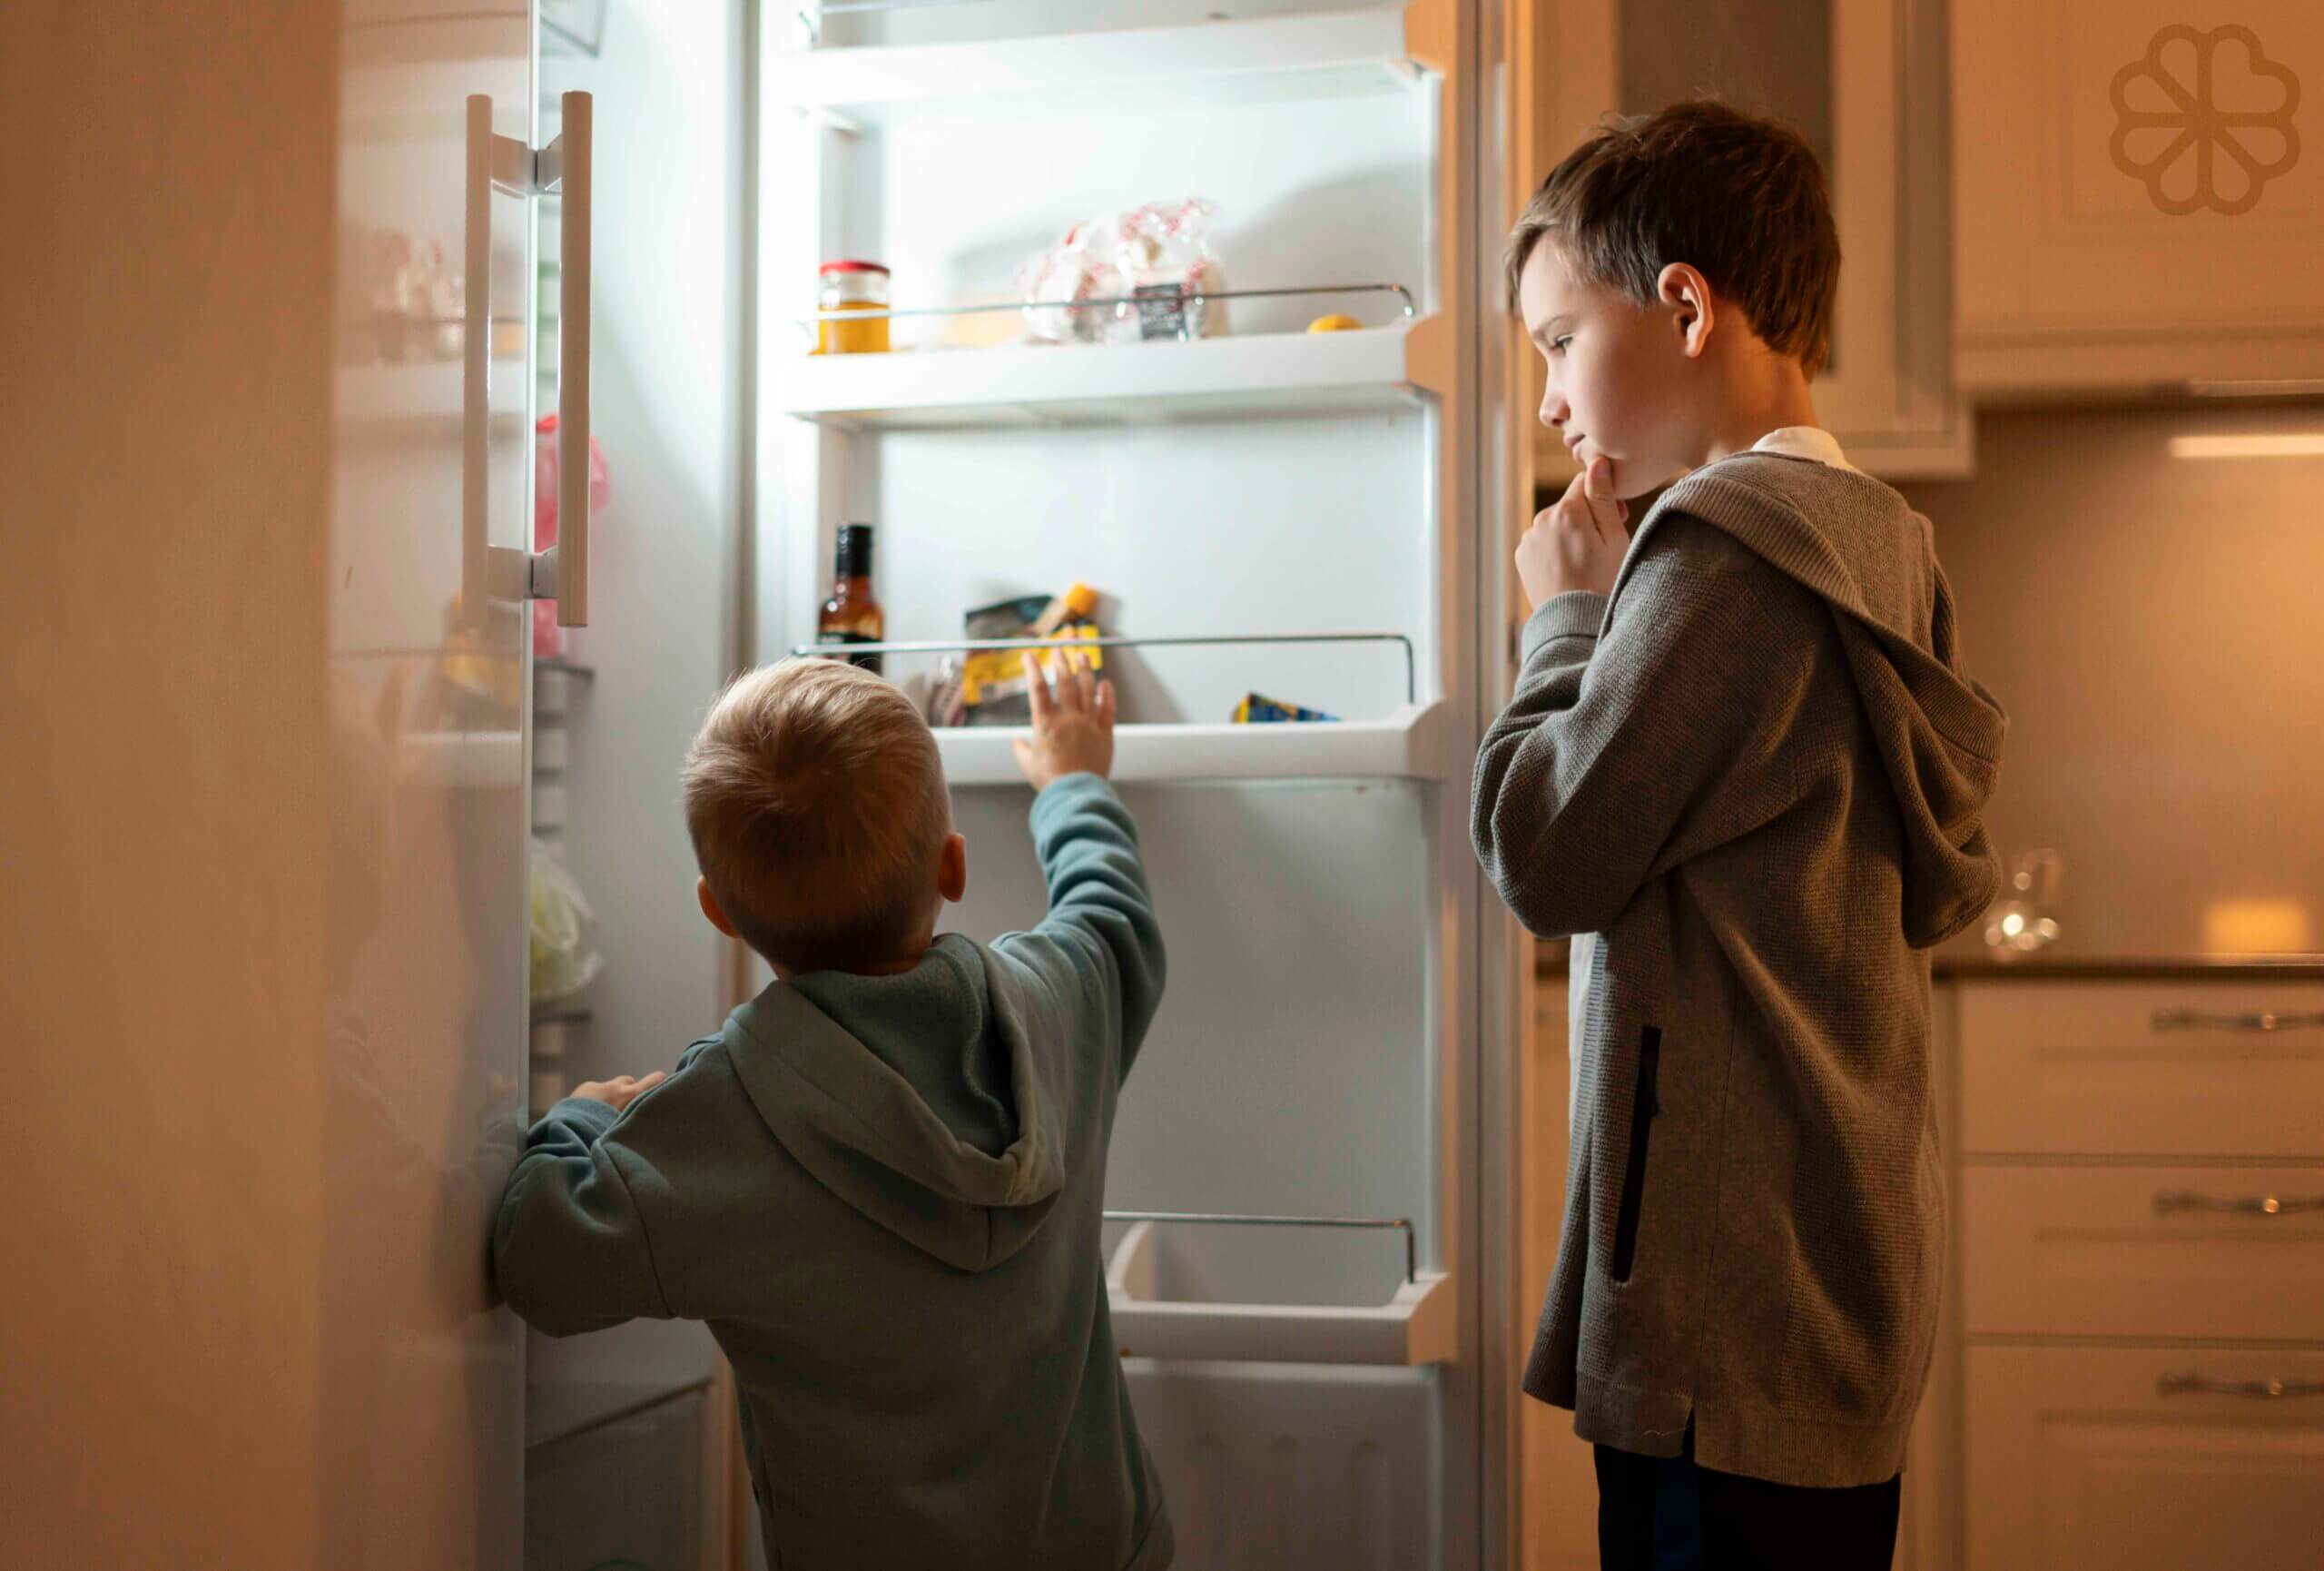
[1954,0,2324,395]
[1955,976,2324,1570]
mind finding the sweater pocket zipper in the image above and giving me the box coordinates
[1610,1025,1662,1283]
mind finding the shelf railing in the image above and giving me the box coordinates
[793,282,1416,348]
[787,630,1417,705]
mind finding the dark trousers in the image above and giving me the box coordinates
[1594,1422,1901,1571]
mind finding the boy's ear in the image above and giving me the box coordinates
[1656,262,1716,359]
[938,832,969,904]
[696,876,741,939]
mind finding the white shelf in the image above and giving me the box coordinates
[1105,1220,1455,1366]
[935,699,1445,786]
[779,8,1431,126]
[777,320,1439,430]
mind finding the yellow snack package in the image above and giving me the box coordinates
[958,585,1105,717]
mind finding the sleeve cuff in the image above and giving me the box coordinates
[1029,771,1117,825]
[1520,591,1609,664]
[547,1096,621,1138]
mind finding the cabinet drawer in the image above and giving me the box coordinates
[1963,1164,2324,1340]
[1958,983,2324,1158]
[1965,1345,2324,1571]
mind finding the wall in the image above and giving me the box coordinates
[1899,403,2324,959]
[0,4,338,1565]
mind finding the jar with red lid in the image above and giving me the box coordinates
[817,260,891,354]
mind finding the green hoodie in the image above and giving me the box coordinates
[493,774,1172,1569]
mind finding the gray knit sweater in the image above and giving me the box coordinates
[1472,450,2005,1487]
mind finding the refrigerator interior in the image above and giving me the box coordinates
[758,3,1490,1563]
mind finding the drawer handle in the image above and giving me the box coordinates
[2152,1191,2324,1217]
[2159,1373,2324,1400]
[2152,1008,2324,1033]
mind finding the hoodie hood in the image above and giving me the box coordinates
[1647,451,2007,946]
[722,935,1067,1271]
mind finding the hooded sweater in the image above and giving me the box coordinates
[493,774,1173,1569]
[1472,450,2005,1487]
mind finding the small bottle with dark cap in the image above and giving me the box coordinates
[816,523,885,675]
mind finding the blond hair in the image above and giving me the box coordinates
[682,658,952,973]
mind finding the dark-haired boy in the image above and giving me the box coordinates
[1475,100,2007,1567]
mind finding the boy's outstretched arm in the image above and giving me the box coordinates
[1472,515,1809,938]
[1004,653,1167,1082]
[490,1076,676,1337]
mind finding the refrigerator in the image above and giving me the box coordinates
[752,3,1521,1566]
[332,3,743,1566]
[326,0,1521,1567]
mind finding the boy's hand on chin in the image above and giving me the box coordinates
[572,1072,667,1112]
[1517,455,1630,610]
[1013,650,1116,791]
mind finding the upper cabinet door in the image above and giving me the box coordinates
[1518,0,1971,480]
[1955,0,2324,395]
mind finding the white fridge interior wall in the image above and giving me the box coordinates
[954,779,1439,1255]
[524,0,745,1464]
[867,416,1434,725]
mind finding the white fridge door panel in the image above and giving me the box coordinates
[517,0,735,1411]
[326,14,533,1571]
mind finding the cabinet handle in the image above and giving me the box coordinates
[2152,1191,2324,1217]
[2152,1008,2324,1033]
[2158,1373,2324,1400]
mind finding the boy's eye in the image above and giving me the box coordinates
[1551,335,1573,355]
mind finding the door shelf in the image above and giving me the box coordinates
[776,318,1443,430]
[778,6,1438,127]
[936,699,1446,786]
[1105,1219,1454,1367]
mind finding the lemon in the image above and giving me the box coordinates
[1306,313,1363,333]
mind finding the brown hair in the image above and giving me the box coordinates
[681,658,952,973]
[1505,100,1839,376]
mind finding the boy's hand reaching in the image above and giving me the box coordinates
[1516,455,1631,611]
[571,1072,665,1112]
[1014,649,1116,791]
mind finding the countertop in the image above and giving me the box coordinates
[1532,940,2324,983]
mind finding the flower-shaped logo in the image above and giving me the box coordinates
[2111,24,2301,215]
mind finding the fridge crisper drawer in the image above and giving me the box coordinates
[1106,1220,1454,1366]
[1125,1359,1434,1571]
[1958,981,2324,1158]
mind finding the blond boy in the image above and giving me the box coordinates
[494,653,1173,1570]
